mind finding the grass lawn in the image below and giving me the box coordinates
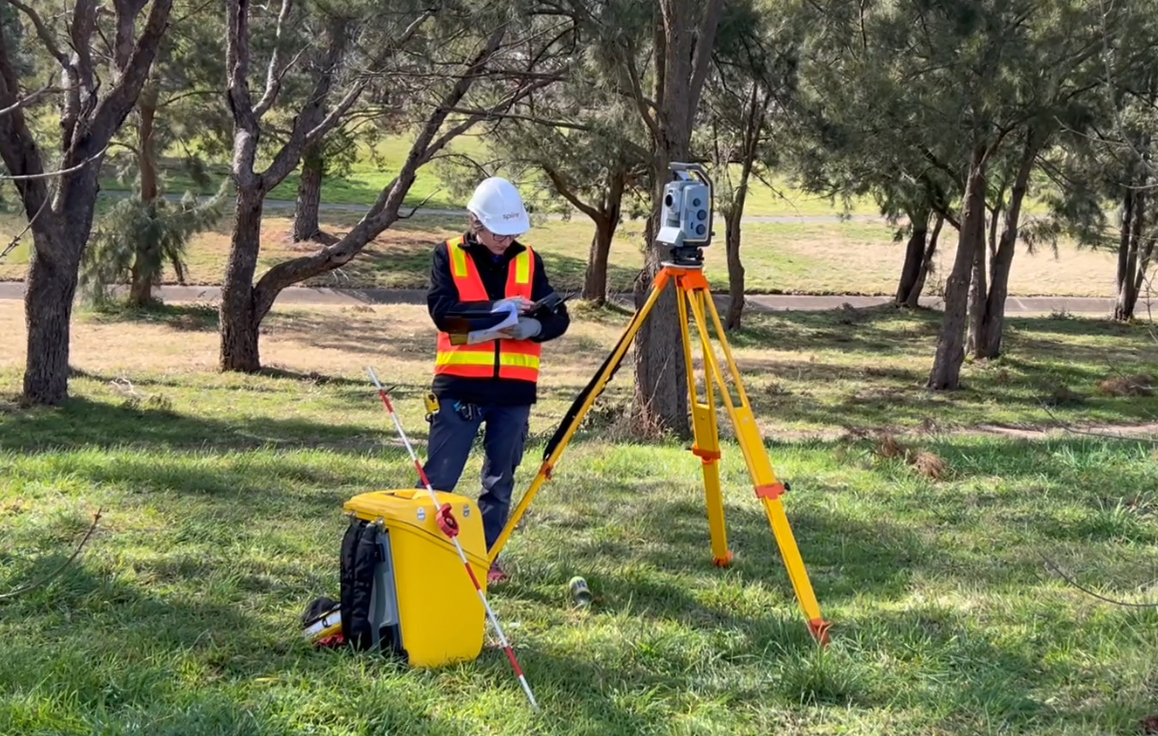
[2,299,1158,734]
[0,210,1124,299]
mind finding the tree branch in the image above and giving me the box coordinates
[0,509,103,602]
[260,14,351,189]
[1040,553,1158,608]
[252,0,294,119]
[435,105,588,131]
[249,24,515,315]
[88,0,176,152]
[112,0,152,71]
[422,77,558,165]
[0,23,52,220]
[0,82,63,118]
[70,0,100,110]
[0,145,108,180]
[8,0,69,65]
[686,0,726,122]
[542,164,600,220]
[226,0,260,188]
[624,43,660,140]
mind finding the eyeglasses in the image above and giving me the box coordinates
[483,229,521,243]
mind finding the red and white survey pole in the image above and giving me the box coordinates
[366,367,539,712]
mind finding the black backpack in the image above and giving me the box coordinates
[301,518,404,657]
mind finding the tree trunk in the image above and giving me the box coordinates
[633,172,689,438]
[724,204,746,331]
[907,214,943,308]
[987,200,1002,259]
[583,216,615,304]
[130,86,160,307]
[219,188,265,372]
[977,132,1038,359]
[895,209,930,306]
[293,142,324,242]
[21,148,104,405]
[1115,190,1140,321]
[23,229,82,405]
[629,0,724,439]
[1131,193,1154,302]
[966,214,989,356]
[129,257,154,306]
[928,144,988,390]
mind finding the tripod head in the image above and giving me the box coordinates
[657,162,713,268]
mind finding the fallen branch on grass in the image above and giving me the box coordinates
[1039,552,1158,609]
[0,509,103,602]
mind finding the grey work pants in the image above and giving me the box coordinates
[420,401,531,553]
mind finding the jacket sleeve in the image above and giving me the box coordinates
[427,240,494,332]
[529,249,570,342]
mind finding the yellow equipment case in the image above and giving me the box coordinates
[337,488,489,669]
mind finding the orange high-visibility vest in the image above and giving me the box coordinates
[434,236,542,383]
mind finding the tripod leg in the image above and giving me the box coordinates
[487,273,672,564]
[678,284,732,566]
[686,288,831,645]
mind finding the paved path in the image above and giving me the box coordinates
[0,281,1119,315]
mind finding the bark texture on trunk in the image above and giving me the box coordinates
[130,84,160,307]
[907,214,943,308]
[577,168,625,304]
[23,230,81,405]
[976,131,1038,359]
[219,189,265,372]
[966,217,989,355]
[928,144,988,390]
[722,83,764,332]
[1131,202,1154,301]
[633,172,689,438]
[583,216,615,304]
[23,159,103,403]
[293,142,324,242]
[724,208,746,331]
[895,209,929,306]
[1115,190,1146,321]
[629,0,724,439]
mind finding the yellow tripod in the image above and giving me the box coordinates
[487,262,832,645]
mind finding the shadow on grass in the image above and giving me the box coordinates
[724,305,927,355]
[728,305,1158,352]
[263,309,437,362]
[0,555,474,736]
[0,393,387,453]
[2,537,763,735]
[77,300,220,332]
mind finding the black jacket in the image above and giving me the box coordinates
[427,233,570,406]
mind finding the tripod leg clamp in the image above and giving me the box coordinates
[755,483,786,501]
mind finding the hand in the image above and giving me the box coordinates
[494,297,535,314]
[499,317,541,340]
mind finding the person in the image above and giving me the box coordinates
[422,177,570,584]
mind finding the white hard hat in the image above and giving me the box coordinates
[467,177,530,236]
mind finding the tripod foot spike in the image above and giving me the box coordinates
[713,552,734,567]
[808,618,832,646]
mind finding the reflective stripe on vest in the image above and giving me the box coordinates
[435,238,543,383]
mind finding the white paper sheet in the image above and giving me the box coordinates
[464,301,519,344]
